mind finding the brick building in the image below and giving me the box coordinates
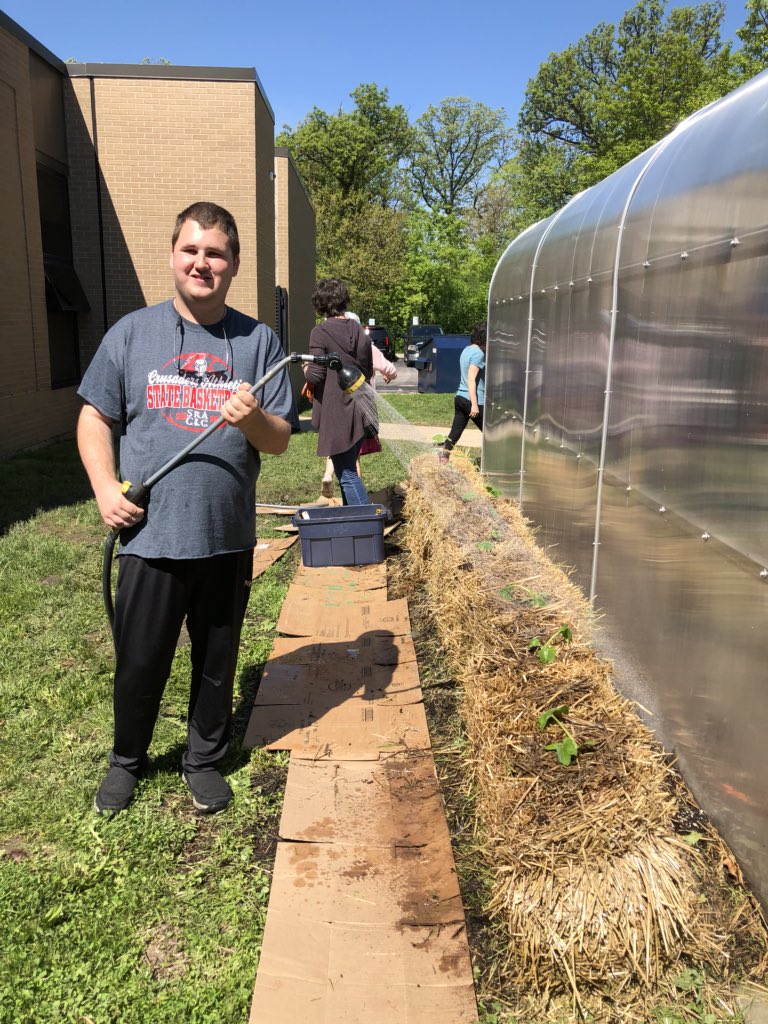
[0,12,315,459]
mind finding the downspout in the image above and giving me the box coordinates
[88,77,108,335]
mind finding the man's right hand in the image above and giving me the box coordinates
[94,480,145,531]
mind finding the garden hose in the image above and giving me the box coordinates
[102,351,353,637]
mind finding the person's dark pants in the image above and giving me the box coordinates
[110,551,253,776]
[444,396,484,451]
[331,441,369,505]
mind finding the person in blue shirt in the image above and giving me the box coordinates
[438,321,486,461]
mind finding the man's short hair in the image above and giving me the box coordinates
[172,202,240,260]
[311,278,350,318]
[471,321,487,346]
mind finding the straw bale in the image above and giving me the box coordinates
[397,453,763,1004]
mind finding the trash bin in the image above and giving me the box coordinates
[416,334,470,393]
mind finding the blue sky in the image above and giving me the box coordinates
[3,0,749,130]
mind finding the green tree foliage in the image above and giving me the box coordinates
[410,98,513,215]
[735,0,768,76]
[277,85,413,336]
[392,212,495,334]
[276,0,767,341]
[277,83,412,208]
[514,0,737,222]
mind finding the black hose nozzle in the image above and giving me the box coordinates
[336,364,365,394]
[292,352,363,393]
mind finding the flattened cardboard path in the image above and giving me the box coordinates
[252,536,296,578]
[246,564,478,1023]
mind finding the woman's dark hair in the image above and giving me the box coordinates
[311,278,350,318]
[471,320,487,345]
[172,202,240,259]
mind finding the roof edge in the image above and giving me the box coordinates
[0,10,67,71]
[65,62,274,121]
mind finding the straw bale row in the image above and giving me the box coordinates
[398,454,762,1006]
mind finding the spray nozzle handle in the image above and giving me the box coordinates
[121,480,149,507]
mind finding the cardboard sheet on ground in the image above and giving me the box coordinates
[279,752,451,849]
[253,659,422,707]
[250,912,478,1023]
[277,597,411,639]
[274,523,298,533]
[268,830,462,925]
[251,536,296,577]
[294,562,387,587]
[269,633,417,667]
[282,587,390,610]
[243,698,430,759]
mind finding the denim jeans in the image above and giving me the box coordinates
[331,442,369,505]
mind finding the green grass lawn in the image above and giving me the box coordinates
[0,395,441,1024]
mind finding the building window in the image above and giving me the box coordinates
[37,164,89,388]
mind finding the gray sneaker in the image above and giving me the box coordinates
[182,770,233,814]
[94,765,139,815]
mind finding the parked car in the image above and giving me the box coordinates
[363,323,395,361]
[404,324,444,366]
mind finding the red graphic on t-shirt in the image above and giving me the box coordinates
[147,353,237,433]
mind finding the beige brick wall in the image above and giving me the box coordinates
[274,149,316,356]
[2,30,303,460]
[69,77,263,335]
[0,26,80,458]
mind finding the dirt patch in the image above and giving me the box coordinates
[1,837,30,862]
[143,922,189,981]
[36,520,104,546]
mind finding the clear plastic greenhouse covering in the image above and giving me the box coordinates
[485,68,768,911]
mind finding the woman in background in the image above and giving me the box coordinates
[437,321,486,462]
[304,279,373,505]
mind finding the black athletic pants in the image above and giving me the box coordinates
[444,395,484,451]
[110,551,252,776]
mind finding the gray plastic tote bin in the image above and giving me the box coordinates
[292,503,389,567]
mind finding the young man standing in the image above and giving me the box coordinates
[77,202,293,815]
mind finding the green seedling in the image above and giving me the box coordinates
[485,484,502,498]
[432,433,446,443]
[536,705,570,729]
[516,584,548,607]
[490,528,501,540]
[528,624,572,664]
[476,540,494,552]
[682,831,704,846]
[537,701,591,767]
[461,492,475,503]
[497,584,516,602]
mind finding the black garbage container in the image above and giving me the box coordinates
[416,334,470,393]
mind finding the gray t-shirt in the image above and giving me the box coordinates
[78,299,294,559]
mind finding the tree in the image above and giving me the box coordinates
[409,98,513,215]
[277,86,413,329]
[735,0,768,77]
[277,84,413,209]
[514,0,737,222]
[391,211,494,334]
